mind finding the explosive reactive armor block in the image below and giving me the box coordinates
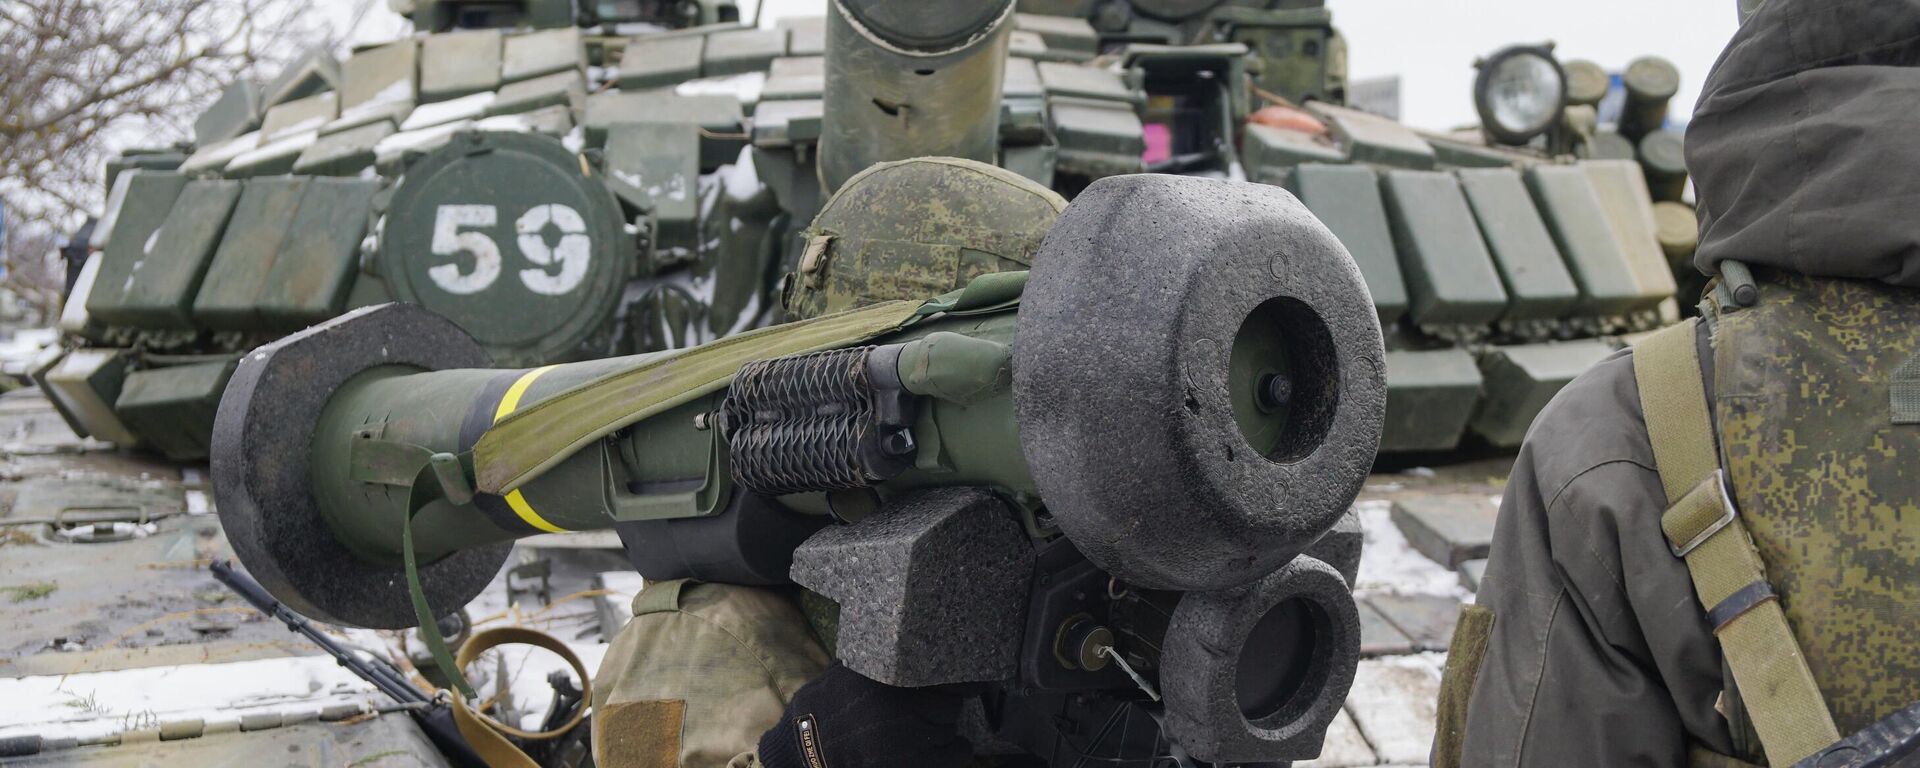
[420,29,503,101]
[760,56,824,101]
[1049,97,1147,179]
[1381,348,1483,453]
[1286,164,1408,326]
[487,69,584,117]
[294,121,395,176]
[501,27,583,83]
[1456,168,1580,326]
[89,180,242,330]
[115,360,238,462]
[1379,170,1508,332]
[194,81,263,147]
[618,35,706,90]
[1584,160,1679,305]
[1244,124,1349,176]
[703,28,789,76]
[1526,164,1658,318]
[1469,340,1615,448]
[89,170,187,280]
[195,177,380,332]
[43,349,138,447]
[1314,102,1436,170]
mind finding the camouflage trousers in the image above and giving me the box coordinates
[591,580,830,768]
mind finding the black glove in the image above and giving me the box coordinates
[757,661,974,768]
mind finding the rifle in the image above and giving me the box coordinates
[211,559,487,767]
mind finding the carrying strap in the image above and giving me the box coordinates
[471,298,927,495]
[451,626,594,768]
[404,479,478,701]
[470,273,1030,496]
[1633,319,1842,765]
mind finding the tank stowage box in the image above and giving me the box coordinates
[605,121,702,260]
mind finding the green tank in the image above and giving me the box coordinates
[46,0,1693,462]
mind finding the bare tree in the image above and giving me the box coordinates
[0,0,320,319]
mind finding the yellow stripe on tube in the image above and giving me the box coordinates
[493,366,566,533]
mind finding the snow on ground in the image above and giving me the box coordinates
[1353,499,1473,601]
[0,639,613,741]
[0,655,381,743]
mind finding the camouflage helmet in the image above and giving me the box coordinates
[781,156,1068,320]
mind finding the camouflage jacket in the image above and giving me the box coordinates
[1433,272,1920,767]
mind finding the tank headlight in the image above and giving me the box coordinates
[1475,45,1568,146]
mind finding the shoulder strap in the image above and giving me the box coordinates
[1633,319,1841,765]
[630,578,688,617]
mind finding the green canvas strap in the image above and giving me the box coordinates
[403,479,477,700]
[471,298,927,495]
[469,273,1031,496]
[1633,319,1841,765]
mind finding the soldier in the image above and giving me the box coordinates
[590,155,1067,768]
[1433,1,1920,766]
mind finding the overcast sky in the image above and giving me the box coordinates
[329,0,1742,132]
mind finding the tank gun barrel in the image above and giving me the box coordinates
[816,0,1016,193]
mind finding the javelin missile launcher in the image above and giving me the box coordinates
[44,0,1692,460]
[213,174,1388,766]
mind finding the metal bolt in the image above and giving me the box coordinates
[879,428,916,457]
[1257,373,1294,413]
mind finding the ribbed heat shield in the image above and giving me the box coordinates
[724,345,912,496]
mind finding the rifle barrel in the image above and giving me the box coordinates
[211,560,429,705]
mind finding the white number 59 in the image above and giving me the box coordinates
[427,204,591,296]
[429,205,501,296]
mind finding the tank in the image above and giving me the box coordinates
[46,0,1691,463]
[6,2,1704,763]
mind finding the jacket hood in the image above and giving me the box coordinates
[1688,0,1920,285]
